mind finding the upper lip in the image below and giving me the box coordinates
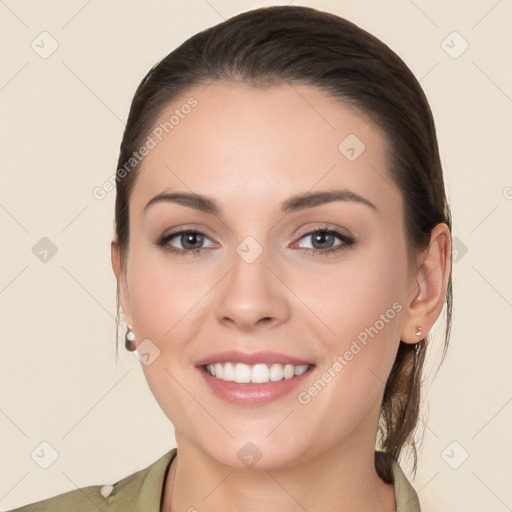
[195,350,313,367]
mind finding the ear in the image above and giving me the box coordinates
[401,223,452,344]
[111,239,133,326]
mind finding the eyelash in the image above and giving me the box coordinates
[156,226,355,257]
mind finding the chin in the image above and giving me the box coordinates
[193,433,313,472]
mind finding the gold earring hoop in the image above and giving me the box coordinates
[415,325,423,337]
[125,326,136,352]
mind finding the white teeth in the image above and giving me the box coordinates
[234,363,251,383]
[294,364,308,376]
[205,362,310,383]
[269,363,283,382]
[283,364,295,379]
[251,363,270,383]
[223,363,235,381]
[214,363,223,379]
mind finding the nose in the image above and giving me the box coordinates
[215,248,290,332]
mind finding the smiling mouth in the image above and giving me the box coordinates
[203,362,311,384]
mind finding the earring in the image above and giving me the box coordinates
[125,326,136,352]
[415,325,423,337]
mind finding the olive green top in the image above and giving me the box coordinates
[9,448,421,511]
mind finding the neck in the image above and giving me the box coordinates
[161,437,395,512]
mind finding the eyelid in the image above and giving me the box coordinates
[158,227,218,248]
[157,223,355,256]
[293,223,353,241]
[158,224,217,242]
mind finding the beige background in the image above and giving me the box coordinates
[1,0,511,510]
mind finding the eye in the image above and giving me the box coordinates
[294,227,355,256]
[156,226,355,257]
[157,229,217,255]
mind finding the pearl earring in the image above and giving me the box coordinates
[125,326,136,351]
[415,325,423,337]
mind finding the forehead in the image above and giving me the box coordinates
[130,81,400,217]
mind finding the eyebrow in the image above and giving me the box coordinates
[142,189,378,216]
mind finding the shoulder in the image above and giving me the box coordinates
[376,451,422,512]
[7,448,177,512]
[7,483,110,512]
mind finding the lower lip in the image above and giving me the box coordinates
[198,366,313,406]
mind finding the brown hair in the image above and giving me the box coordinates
[113,5,452,482]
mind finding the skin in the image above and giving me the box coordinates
[111,82,451,512]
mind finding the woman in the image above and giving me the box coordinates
[11,5,452,511]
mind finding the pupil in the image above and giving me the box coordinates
[313,231,333,249]
[183,232,203,249]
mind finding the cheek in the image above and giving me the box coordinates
[298,246,406,341]
[295,243,407,405]
[292,254,406,435]
[125,251,212,426]
[127,244,212,339]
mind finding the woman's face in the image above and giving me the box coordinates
[114,82,418,469]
